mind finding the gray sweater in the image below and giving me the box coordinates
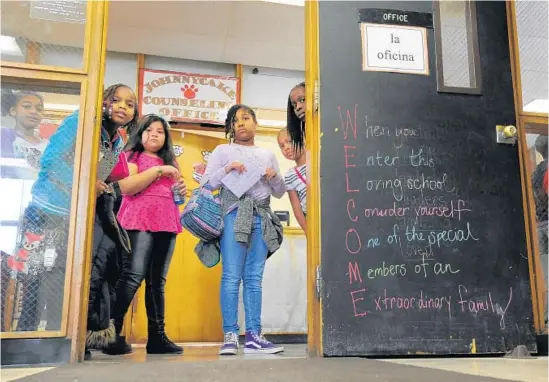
[195,188,283,268]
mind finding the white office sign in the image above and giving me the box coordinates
[360,23,429,76]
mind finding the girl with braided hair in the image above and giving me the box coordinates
[286,81,306,152]
[200,104,285,355]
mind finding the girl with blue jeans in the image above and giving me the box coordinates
[203,104,285,355]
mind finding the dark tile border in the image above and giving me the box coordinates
[1,338,71,366]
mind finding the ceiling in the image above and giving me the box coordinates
[1,1,305,71]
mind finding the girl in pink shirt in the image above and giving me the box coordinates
[105,114,186,356]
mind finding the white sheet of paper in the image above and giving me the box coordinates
[221,156,266,198]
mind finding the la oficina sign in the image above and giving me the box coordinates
[139,69,240,125]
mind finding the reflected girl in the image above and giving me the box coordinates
[0,90,47,173]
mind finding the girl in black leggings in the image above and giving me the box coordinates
[104,115,186,355]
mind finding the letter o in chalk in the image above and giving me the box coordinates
[414,264,423,273]
[346,228,362,255]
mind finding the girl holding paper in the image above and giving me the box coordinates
[201,104,285,355]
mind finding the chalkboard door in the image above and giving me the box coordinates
[318,1,537,356]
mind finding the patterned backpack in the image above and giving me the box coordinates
[180,184,222,242]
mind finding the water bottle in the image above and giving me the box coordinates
[172,184,185,205]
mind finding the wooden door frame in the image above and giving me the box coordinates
[0,0,108,364]
[507,1,548,334]
[304,1,549,356]
[304,0,322,357]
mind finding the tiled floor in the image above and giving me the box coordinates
[2,344,547,382]
[381,357,548,382]
[87,343,307,363]
[2,367,55,382]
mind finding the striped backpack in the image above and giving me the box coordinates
[180,185,222,242]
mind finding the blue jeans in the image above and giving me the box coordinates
[220,209,268,334]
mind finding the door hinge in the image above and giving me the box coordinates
[313,79,319,115]
[315,264,322,300]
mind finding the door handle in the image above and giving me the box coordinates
[496,125,517,144]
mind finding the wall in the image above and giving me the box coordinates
[239,234,307,334]
[104,51,139,89]
[242,65,304,109]
[144,55,235,77]
[39,51,305,118]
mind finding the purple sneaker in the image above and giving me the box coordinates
[244,332,284,354]
[219,332,239,355]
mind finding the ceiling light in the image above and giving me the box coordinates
[0,35,23,57]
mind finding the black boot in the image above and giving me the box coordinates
[143,232,181,354]
[146,323,183,355]
[102,320,132,355]
[102,335,132,355]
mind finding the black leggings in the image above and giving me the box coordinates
[112,231,176,333]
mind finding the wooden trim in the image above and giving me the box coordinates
[25,42,40,65]
[1,331,66,339]
[521,115,549,128]
[67,0,109,363]
[305,0,322,357]
[236,64,243,104]
[507,1,524,117]
[521,111,549,119]
[283,226,305,236]
[517,116,546,333]
[257,126,284,136]
[508,2,547,335]
[0,67,85,85]
[1,62,86,75]
[135,53,145,101]
[2,279,16,332]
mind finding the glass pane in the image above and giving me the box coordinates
[1,1,86,69]
[0,179,24,221]
[516,1,549,113]
[435,0,481,93]
[0,79,81,333]
[525,129,548,329]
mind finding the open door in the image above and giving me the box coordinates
[312,1,537,355]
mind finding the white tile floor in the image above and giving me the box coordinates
[1,367,55,382]
[381,357,548,382]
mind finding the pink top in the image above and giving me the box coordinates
[117,152,182,234]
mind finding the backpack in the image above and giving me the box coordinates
[180,185,223,242]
